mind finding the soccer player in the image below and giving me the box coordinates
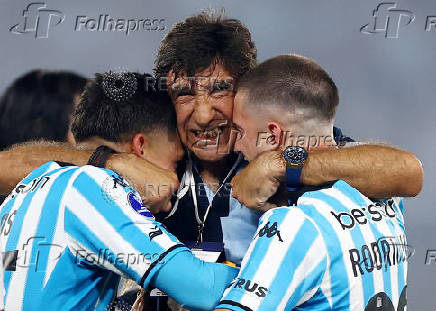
[0,72,238,311]
[215,55,409,310]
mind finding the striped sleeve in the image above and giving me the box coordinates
[63,166,188,289]
[216,207,328,311]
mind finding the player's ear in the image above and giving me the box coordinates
[266,122,283,151]
[131,133,148,158]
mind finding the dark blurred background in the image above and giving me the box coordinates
[0,0,435,309]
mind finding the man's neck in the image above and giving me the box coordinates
[197,155,234,192]
[76,137,130,153]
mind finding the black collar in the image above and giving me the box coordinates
[287,180,339,205]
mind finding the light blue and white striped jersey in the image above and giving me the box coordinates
[217,180,408,311]
[0,161,188,311]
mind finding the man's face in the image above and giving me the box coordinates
[168,63,236,162]
[143,131,185,172]
[233,91,272,161]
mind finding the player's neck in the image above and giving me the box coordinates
[76,137,130,153]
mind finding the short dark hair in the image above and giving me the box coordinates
[71,72,177,143]
[154,11,257,80]
[0,70,86,150]
[237,54,339,121]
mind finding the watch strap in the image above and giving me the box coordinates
[88,145,117,168]
[285,164,303,191]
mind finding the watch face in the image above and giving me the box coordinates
[282,146,308,164]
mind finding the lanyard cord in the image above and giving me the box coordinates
[165,151,195,219]
[194,153,242,244]
[166,152,243,245]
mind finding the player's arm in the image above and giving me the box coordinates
[64,166,237,311]
[215,207,328,311]
[232,144,423,209]
[0,141,90,194]
[0,141,177,212]
[150,250,239,311]
[302,144,423,198]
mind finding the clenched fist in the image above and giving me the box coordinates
[231,150,286,211]
[106,153,179,214]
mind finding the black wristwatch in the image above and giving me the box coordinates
[282,146,308,191]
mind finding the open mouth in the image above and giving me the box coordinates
[188,126,230,151]
[191,126,225,140]
[194,127,223,138]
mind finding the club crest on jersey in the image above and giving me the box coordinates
[128,192,153,218]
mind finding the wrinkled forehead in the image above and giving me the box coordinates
[167,63,235,92]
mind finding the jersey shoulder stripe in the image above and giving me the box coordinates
[3,164,78,310]
[22,167,78,307]
[218,207,329,311]
[304,184,376,307]
[63,165,187,288]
